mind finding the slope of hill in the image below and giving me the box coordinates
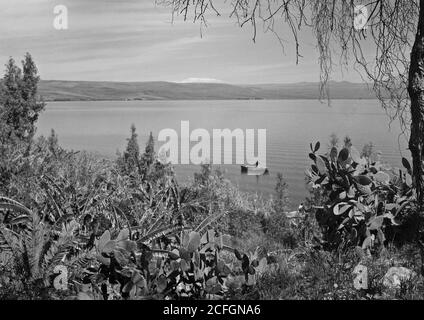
[242,81,377,100]
[38,80,377,101]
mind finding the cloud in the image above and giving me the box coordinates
[179,78,224,83]
[0,0,365,83]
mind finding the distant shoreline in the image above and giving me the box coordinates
[38,80,381,102]
[44,97,378,102]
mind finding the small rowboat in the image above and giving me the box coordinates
[241,165,269,176]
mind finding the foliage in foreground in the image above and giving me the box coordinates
[306,141,418,252]
[0,196,279,300]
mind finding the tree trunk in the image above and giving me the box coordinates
[408,0,424,209]
[408,0,424,275]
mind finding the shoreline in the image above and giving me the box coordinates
[44,97,379,102]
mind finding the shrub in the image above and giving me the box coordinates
[306,141,418,252]
[0,195,284,300]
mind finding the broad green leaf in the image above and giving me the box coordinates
[333,202,351,216]
[338,148,349,162]
[180,259,190,271]
[157,275,167,293]
[102,240,116,254]
[187,231,201,252]
[374,171,390,184]
[205,277,221,294]
[368,216,384,230]
[405,174,413,187]
[98,230,111,251]
[116,240,136,252]
[355,175,373,186]
[330,147,338,161]
[362,236,374,250]
[116,228,129,242]
[316,156,327,175]
[402,157,412,173]
[177,247,190,261]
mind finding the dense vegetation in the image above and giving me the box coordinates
[1,55,424,300]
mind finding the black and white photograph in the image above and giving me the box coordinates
[1,0,424,307]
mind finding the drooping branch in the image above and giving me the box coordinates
[157,0,419,136]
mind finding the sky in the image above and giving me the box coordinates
[0,0,368,84]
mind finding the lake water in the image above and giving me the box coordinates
[36,100,409,209]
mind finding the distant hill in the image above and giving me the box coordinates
[38,80,378,101]
[242,81,378,100]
